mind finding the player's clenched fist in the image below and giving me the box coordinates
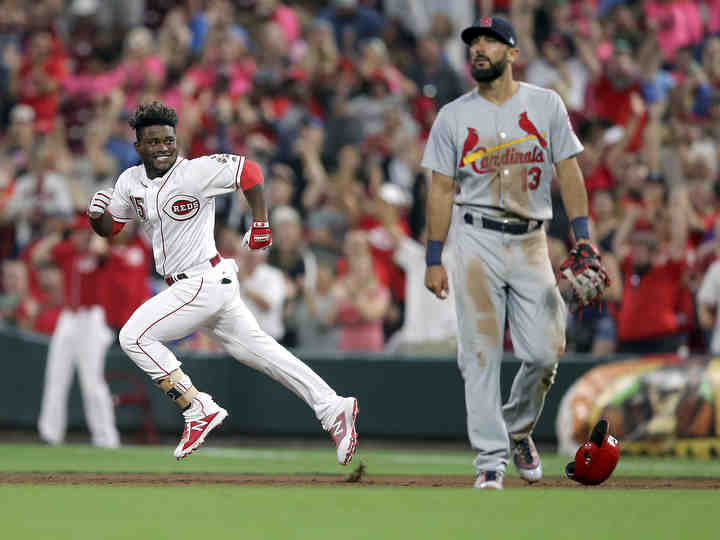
[425,265,449,300]
[87,189,113,219]
[242,220,272,250]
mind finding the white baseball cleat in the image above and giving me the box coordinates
[174,407,228,460]
[473,471,504,490]
[326,397,359,465]
[512,436,542,483]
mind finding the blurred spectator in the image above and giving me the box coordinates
[267,205,317,297]
[15,31,67,134]
[582,35,661,150]
[383,2,473,75]
[613,190,690,354]
[525,33,588,111]
[590,189,619,253]
[254,0,301,47]
[237,247,287,341]
[337,149,410,305]
[265,205,318,345]
[0,259,28,326]
[407,35,463,109]
[117,26,167,110]
[102,222,152,332]
[0,161,17,258]
[21,263,64,335]
[643,0,703,61]
[319,0,386,56]
[298,18,341,83]
[0,104,36,177]
[293,259,340,352]
[375,191,456,354]
[329,230,390,352]
[2,142,73,249]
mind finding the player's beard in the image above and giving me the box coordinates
[471,55,508,84]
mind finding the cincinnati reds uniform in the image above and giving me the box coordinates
[104,154,355,460]
[421,82,583,475]
[38,236,120,449]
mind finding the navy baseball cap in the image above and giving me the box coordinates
[461,16,517,47]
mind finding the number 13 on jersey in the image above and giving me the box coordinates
[522,166,541,192]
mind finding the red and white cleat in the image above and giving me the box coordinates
[174,407,228,460]
[327,397,359,465]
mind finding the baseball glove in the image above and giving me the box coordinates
[558,242,610,310]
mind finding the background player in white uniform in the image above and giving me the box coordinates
[422,17,608,489]
[87,102,358,463]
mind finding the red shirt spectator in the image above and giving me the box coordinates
[617,252,687,342]
[339,215,410,301]
[18,32,67,134]
[102,233,152,330]
[51,240,104,309]
[586,74,647,150]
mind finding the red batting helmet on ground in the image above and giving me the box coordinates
[565,419,620,486]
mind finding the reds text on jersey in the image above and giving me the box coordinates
[421,83,583,220]
[107,154,245,276]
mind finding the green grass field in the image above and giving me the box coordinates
[0,443,717,540]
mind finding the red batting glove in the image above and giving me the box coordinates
[242,220,272,250]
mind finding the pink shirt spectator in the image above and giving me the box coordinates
[63,69,124,97]
[118,55,167,110]
[644,0,703,60]
[273,5,300,45]
[183,58,256,99]
[335,285,389,352]
[708,0,720,34]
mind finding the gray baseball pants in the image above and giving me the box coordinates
[451,207,566,474]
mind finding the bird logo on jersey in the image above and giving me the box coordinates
[459,116,546,172]
[518,112,547,149]
[459,127,480,168]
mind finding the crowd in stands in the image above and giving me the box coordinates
[2,0,720,358]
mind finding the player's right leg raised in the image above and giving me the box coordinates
[118,275,228,459]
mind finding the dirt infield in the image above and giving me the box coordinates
[1,472,718,489]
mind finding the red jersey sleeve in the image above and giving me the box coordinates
[239,159,264,191]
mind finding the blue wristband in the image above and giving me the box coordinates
[570,217,590,241]
[426,240,444,266]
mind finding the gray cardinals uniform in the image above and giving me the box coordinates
[421,82,583,474]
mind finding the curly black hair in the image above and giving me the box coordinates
[128,101,178,137]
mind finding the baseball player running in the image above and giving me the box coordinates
[422,17,608,489]
[87,102,358,463]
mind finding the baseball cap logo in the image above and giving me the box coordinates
[480,16,492,27]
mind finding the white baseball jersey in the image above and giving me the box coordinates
[107,154,246,277]
[421,82,583,220]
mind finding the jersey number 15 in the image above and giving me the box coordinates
[133,197,146,219]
